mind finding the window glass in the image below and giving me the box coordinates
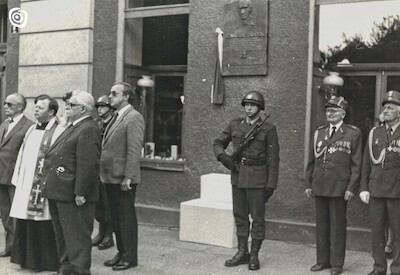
[151,76,184,158]
[319,1,400,64]
[142,15,188,66]
[128,0,188,9]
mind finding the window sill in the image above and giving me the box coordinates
[140,158,185,172]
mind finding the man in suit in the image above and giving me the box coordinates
[305,96,362,275]
[360,90,400,275]
[42,90,101,275]
[101,82,144,271]
[0,93,33,257]
[213,91,280,271]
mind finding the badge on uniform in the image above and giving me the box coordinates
[56,166,65,175]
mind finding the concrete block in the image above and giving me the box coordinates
[21,0,94,33]
[19,30,92,65]
[179,199,237,248]
[18,64,93,97]
[200,173,232,203]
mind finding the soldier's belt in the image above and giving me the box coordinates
[240,157,267,166]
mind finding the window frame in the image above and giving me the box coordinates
[123,1,189,172]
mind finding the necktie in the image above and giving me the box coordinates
[330,126,336,140]
[387,127,393,137]
[3,118,13,140]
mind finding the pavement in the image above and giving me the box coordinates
[0,222,377,275]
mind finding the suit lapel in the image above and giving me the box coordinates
[0,121,7,145]
[389,125,400,143]
[103,106,132,145]
[0,117,26,147]
[46,124,75,155]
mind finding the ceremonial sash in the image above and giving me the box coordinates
[26,122,58,217]
[368,127,386,166]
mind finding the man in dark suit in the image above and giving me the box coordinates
[305,96,362,275]
[0,93,33,257]
[101,82,144,271]
[213,91,280,271]
[360,90,400,275]
[42,90,101,275]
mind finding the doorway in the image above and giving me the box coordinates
[337,69,400,146]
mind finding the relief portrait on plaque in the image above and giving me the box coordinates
[222,0,268,76]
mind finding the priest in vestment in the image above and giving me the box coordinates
[10,94,64,272]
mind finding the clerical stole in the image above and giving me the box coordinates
[26,123,58,217]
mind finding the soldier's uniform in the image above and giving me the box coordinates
[305,97,362,271]
[213,91,279,270]
[360,90,400,275]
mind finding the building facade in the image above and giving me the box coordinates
[2,0,400,250]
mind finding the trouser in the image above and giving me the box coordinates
[370,197,400,274]
[315,196,347,268]
[105,183,138,264]
[232,186,265,240]
[94,182,112,236]
[0,184,15,251]
[49,199,95,275]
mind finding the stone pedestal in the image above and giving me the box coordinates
[179,173,237,248]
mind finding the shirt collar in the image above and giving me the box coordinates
[72,115,91,126]
[245,116,260,125]
[9,113,23,124]
[118,104,131,117]
[387,121,400,132]
[330,121,343,131]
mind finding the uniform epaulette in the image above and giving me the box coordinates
[317,125,328,130]
[346,124,360,131]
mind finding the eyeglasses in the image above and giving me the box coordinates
[4,102,18,107]
[109,91,124,97]
[66,102,84,108]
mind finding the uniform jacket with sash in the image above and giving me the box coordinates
[42,117,101,202]
[305,123,362,197]
[213,116,280,189]
[360,125,400,198]
[100,105,145,184]
[0,115,34,185]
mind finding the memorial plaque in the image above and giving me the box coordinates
[222,0,268,76]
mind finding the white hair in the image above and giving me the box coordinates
[70,90,95,112]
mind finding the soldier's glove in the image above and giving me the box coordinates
[264,188,274,203]
[218,153,239,172]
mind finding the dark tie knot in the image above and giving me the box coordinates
[387,127,393,136]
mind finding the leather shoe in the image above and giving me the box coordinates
[0,250,11,257]
[330,267,342,275]
[367,271,386,275]
[311,263,331,271]
[112,261,137,271]
[104,253,121,267]
[98,237,114,250]
[91,233,104,246]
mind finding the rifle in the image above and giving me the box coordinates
[230,114,271,164]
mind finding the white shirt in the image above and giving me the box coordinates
[117,104,131,117]
[5,113,23,137]
[329,121,343,137]
[386,121,400,135]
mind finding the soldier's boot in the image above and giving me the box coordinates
[248,239,262,270]
[225,236,249,267]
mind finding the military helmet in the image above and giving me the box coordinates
[241,91,265,110]
[95,95,113,109]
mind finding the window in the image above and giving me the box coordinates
[0,5,7,50]
[124,1,189,171]
[127,0,188,9]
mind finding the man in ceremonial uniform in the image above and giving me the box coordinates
[213,91,280,271]
[305,96,362,275]
[360,90,400,275]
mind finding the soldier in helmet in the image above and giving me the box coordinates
[305,96,362,275]
[91,95,116,250]
[213,91,280,271]
[360,91,400,275]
